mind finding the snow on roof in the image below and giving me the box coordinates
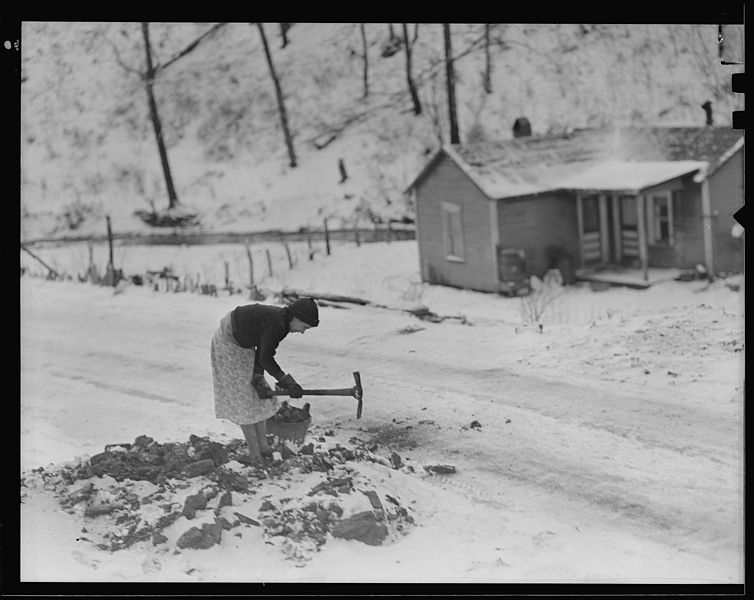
[693,136,745,182]
[444,145,706,198]
[409,127,743,199]
[557,160,707,194]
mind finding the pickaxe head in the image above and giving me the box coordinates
[352,371,363,419]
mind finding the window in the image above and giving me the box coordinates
[619,195,637,229]
[650,193,674,245]
[441,202,465,261]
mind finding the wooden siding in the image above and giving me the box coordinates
[415,154,497,291]
[641,176,699,268]
[497,193,580,277]
[667,177,706,268]
[709,149,745,273]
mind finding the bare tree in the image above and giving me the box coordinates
[256,22,297,168]
[279,23,292,48]
[483,24,492,93]
[360,23,369,99]
[141,23,179,210]
[131,23,225,213]
[443,23,460,143]
[402,23,422,115]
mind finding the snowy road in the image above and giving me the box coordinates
[20,278,744,582]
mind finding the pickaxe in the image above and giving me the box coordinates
[271,371,363,419]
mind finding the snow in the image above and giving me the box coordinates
[444,141,710,200]
[16,21,745,586]
[19,240,744,583]
[19,23,744,242]
[557,160,707,194]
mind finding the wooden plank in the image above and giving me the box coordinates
[637,195,649,281]
[611,195,622,262]
[599,195,610,263]
[576,194,584,266]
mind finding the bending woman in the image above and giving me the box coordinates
[210,297,319,462]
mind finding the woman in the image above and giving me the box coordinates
[211,297,319,462]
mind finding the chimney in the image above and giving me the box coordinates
[513,117,532,138]
[701,101,713,126]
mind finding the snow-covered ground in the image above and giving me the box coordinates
[19,240,744,583]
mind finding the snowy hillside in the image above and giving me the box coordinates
[20,22,743,241]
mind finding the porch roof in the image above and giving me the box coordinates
[444,143,706,199]
[557,160,707,195]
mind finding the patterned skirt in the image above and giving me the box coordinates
[211,311,279,425]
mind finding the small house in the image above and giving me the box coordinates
[407,126,744,291]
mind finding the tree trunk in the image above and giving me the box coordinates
[443,23,460,144]
[360,23,369,99]
[280,23,291,48]
[141,23,180,209]
[256,22,297,168]
[402,23,422,115]
[483,24,492,93]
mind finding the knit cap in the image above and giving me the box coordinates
[288,297,319,326]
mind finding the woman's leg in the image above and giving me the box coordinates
[240,423,261,460]
[254,420,272,454]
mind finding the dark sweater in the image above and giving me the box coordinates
[230,304,291,381]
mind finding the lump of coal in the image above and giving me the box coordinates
[270,401,311,424]
[331,511,388,546]
[424,464,456,475]
[176,520,222,550]
[181,493,207,519]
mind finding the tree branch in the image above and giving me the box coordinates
[158,23,228,72]
[106,37,144,78]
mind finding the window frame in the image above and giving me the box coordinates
[649,191,674,246]
[441,201,465,262]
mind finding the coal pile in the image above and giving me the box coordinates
[78,434,232,485]
[21,431,421,564]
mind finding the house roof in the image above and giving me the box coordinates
[557,160,708,194]
[408,126,743,200]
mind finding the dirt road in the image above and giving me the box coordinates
[20,280,744,581]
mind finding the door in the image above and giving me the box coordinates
[618,195,639,263]
[577,194,603,266]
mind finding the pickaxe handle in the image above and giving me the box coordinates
[274,388,354,396]
[270,372,363,419]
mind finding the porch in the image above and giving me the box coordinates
[575,265,682,289]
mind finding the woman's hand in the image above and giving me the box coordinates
[277,373,304,398]
[252,374,274,399]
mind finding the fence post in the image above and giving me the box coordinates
[245,242,255,288]
[307,231,314,261]
[102,215,116,286]
[266,249,273,277]
[354,221,361,247]
[324,219,331,255]
[245,241,263,299]
[20,244,60,279]
[224,261,230,293]
[283,240,294,269]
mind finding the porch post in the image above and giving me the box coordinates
[599,194,610,262]
[700,179,715,278]
[575,194,584,267]
[636,194,649,281]
[489,199,500,285]
[611,195,622,262]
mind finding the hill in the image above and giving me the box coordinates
[20,22,743,242]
